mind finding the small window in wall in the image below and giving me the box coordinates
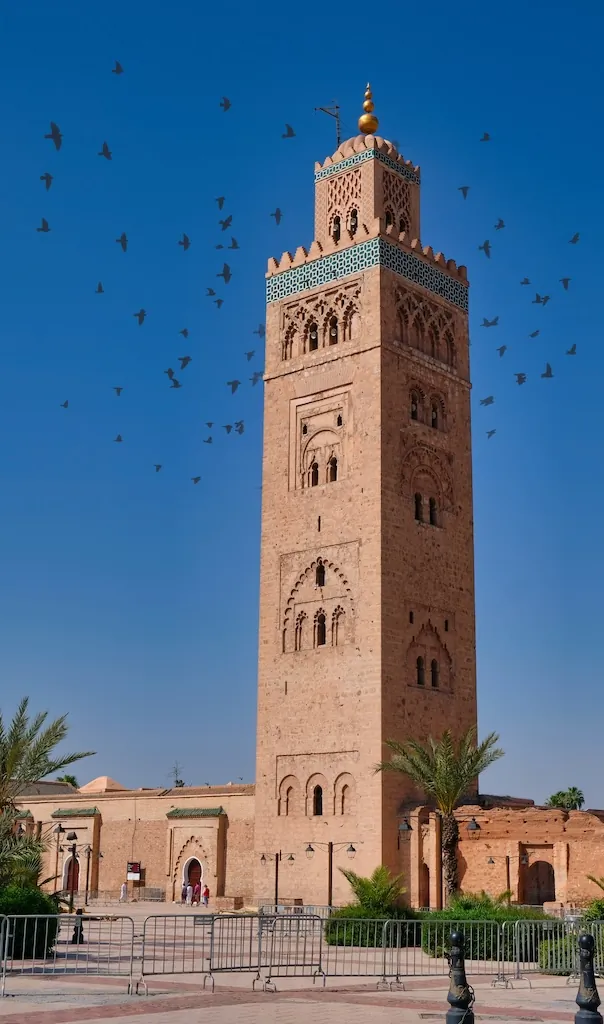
[349,209,358,236]
[302,424,308,435]
[431,659,439,688]
[414,493,423,522]
[332,216,341,243]
[409,611,414,624]
[315,613,326,647]
[313,785,323,816]
[337,414,342,426]
[429,497,438,526]
[341,784,349,815]
[328,457,338,482]
[416,656,425,686]
[411,392,419,421]
[315,562,325,587]
[311,462,319,487]
[444,619,449,632]
[329,316,338,345]
[285,786,293,815]
[431,403,439,429]
[385,210,393,228]
[309,323,319,351]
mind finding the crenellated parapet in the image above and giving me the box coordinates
[314,133,420,185]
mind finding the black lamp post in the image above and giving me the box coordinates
[53,824,65,894]
[260,851,295,907]
[305,841,357,907]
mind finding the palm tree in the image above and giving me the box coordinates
[55,774,79,789]
[545,787,584,810]
[0,809,47,889]
[0,698,95,810]
[375,727,504,900]
[339,865,407,915]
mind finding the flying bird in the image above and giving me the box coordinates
[532,294,544,304]
[234,420,245,434]
[223,424,233,434]
[217,263,231,284]
[478,240,491,259]
[44,122,62,150]
[36,218,50,233]
[282,124,295,138]
[170,378,182,389]
[529,330,540,338]
[116,233,128,252]
[496,345,507,357]
[219,215,233,231]
[206,287,216,296]
[180,328,189,338]
[494,218,505,230]
[203,436,213,444]
[98,141,112,160]
[271,208,283,225]
[113,387,123,396]
[178,233,191,251]
[481,316,499,327]
[560,278,571,290]
[112,61,124,75]
[178,356,191,370]
[486,430,496,439]
[541,363,553,378]
[569,232,580,244]
[205,422,214,428]
[215,244,224,249]
[542,295,550,306]
[114,434,123,443]
[216,197,225,209]
[227,380,241,394]
[214,299,223,308]
[250,371,263,386]
[60,400,68,409]
[219,97,231,112]
[96,282,104,294]
[566,343,577,355]
[40,172,53,191]
[229,237,239,250]
[520,278,530,285]
[480,396,494,406]
[133,309,146,325]
[164,367,175,380]
[192,476,201,484]
[245,350,255,361]
[480,132,491,141]
[458,186,470,199]
[515,373,527,385]
[154,464,162,472]
[253,324,265,338]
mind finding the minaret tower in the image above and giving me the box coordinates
[253,87,477,907]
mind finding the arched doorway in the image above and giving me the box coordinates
[183,858,202,888]
[524,861,555,905]
[64,856,80,893]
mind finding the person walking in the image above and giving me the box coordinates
[180,882,187,905]
[71,908,85,944]
[186,883,193,906]
[202,884,210,908]
[193,881,201,906]
[119,882,127,903]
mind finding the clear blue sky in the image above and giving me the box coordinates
[1,1,602,805]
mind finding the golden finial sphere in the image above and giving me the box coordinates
[358,82,379,135]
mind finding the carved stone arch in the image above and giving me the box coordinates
[331,603,346,646]
[342,301,360,341]
[410,310,428,353]
[442,328,456,367]
[429,392,447,430]
[304,317,320,353]
[278,774,301,817]
[407,622,453,691]
[330,210,343,241]
[334,772,356,815]
[409,380,427,423]
[284,559,355,620]
[282,322,296,361]
[428,323,440,361]
[306,773,329,817]
[401,445,454,506]
[173,835,209,887]
[322,307,340,346]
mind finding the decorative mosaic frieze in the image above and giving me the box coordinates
[266,238,468,312]
[314,149,420,185]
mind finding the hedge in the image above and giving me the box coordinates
[323,904,419,947]
[0,886,60,959]
[539,932,604,976]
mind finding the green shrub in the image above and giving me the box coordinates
[0,885,59,958]
[324,904,419,947]
[539,930,604,975]
[419,892,554,962]
[582,899,604,923]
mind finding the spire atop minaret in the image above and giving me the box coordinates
[358,83,378,136]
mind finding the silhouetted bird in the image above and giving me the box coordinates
[113,387,123,396]
[191,476,201,484]
[116,233,128,252]
[44,122,62,150]
[40,172,53,191]
[479,240,491,258]
[250,371,263,386]
[219,215,232,231]
[217,263,231,284]
[178,233,191,250]
[520,277,530,285]
[245,350,255,361]
[112,60,124,75]
[282,124,295,138]
[180,328,189,338]
[114,434,123,442]
[481,316,499,327]
[60,400,68,408]
[566,343,577,355]
[154,464,162,472]
[203,436,212,444]
[494,218,505,230]
[133,309,146,325]
[480,132,491,141]
[96,282,104,293]
[271,208,283,225]
[223,424,233,433]
[206,287,216,296]
[541,363,553,378]
[216,197,225,209]
[170,378,182,389]
[229,237,239,249]
[515,373,527,385]
[215,299,223,308]
[178,356,191,370]
[529,330,540,338]
[486,430,496,439]
[234,420,244,434]
[215,244,224,249]
[480,396,494,406]
[253,324,265,337]
[37,218,50,233]
[98,141,112,160]
[205,422,214,428]
[164,367,175,380]
[560,278,571,290]
[227,380,241,394]
[458,186,470,199]
[219,97,231,112]
[497,345,507,357]
[532,293,544,304]
[569,232,580,244]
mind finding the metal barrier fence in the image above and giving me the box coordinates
[2,911,604,996]
[259,904,335,920]
[0,913,136,997]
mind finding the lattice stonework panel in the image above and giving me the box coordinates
[315,148,420,186]
[266,238,468,312]
[383,171,412,229]
[327,168,362,215]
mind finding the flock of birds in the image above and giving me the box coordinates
[36,75,302,482]
[459,132,581,440]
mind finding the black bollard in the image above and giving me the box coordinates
[576,934,603,1024]
[446,930,475,1024]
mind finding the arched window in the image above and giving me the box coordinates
[399,217,408,235]
[411,391,420,421]
[431,659,439,688]
[295,612,306,651]
[315,612,326,647]
[310,462,319,487]
[308,322,319,352]
[429,497,438,526]
[332,606,345,646]
[285,786,293,815]
[332,216,341,242]
[341,784,349,815]
[385,210,393,228]
[328,457,338,482]
[315,562,325,587]
[349,209,358,236]
[336,414,342,426]
[430,329,439,360]
[302,423,308,435]
[313,785,323,816]
[443,330,455,366]
[329,316,338,345]
[431,402,439,429]
[414,493,423,522]
[282,333,293,360]
[417,656,425,687]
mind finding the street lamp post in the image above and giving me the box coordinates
[305,841,358,907]
[84,846,92,905]
[66,831,79,913]
[53,824,65,894]
[259,851,295,908]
